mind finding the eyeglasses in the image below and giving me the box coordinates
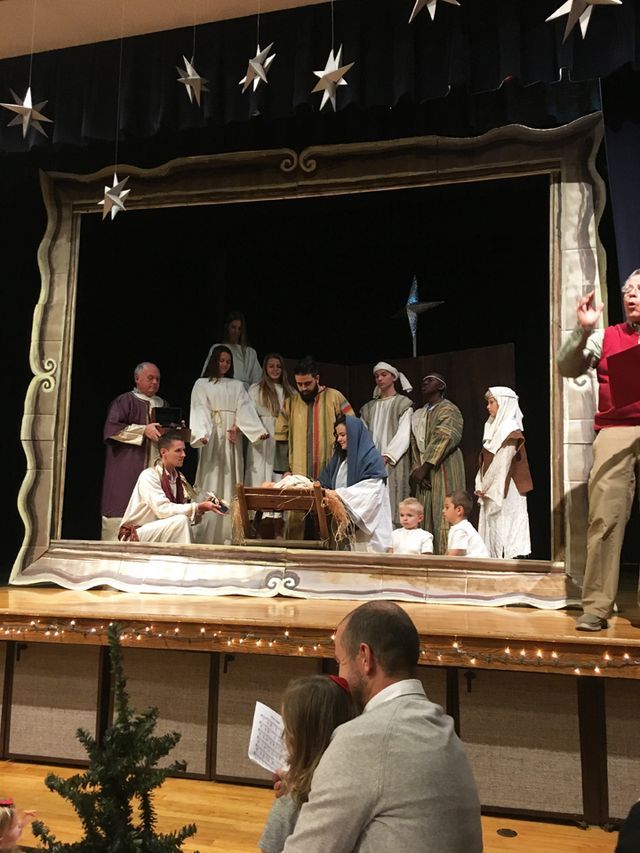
[622,283,640,296]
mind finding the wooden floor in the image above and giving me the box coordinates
[1,760,619,853]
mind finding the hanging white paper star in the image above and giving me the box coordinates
[312,46,354,112]
[409,0,460,24]
[98,173,131,221]
[239,42,276,93]
[0,87,53,138]
[176,56,209,106]
[546,0,622,43]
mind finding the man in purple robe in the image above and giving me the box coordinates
[100,362,166,539]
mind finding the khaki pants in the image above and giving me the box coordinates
[582,426,640,618]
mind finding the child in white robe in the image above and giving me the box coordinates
[392,497,434,555]
[360,361,414,526]
[246,354,293,485]
[444,490,490,558]
[245,354,294,538]
[475,386,532,558]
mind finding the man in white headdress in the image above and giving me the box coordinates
[475,387,533,559]
[360,363,414,527]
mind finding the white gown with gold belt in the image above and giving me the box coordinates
[190,377,265,544]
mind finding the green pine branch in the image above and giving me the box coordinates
[32,624,199,853]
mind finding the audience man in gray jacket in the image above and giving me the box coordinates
[282,601,483,852]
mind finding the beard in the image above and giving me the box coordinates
[348,673,369,714]
[300,385,319,404]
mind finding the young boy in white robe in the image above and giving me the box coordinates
[360,362,413,526]
[391,498,434,555]
[444,490,490,558]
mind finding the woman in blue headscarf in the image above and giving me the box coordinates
[318,415,393,552]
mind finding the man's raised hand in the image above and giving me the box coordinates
[576,290,604,331]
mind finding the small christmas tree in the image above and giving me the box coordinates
[32,624,198,852]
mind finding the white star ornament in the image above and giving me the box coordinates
[546,0,622,43]
[311,46,354,112]
[0,87,53,138]
[176,56,209,106]
[409,0,460,25]
[240,43,276,93]
[98,173,131,221]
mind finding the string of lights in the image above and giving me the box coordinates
[0,618,638,677]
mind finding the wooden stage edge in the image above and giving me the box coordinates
[1,585,640,680]
[13,539,580,609]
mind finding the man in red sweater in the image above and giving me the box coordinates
[558,270,640,630]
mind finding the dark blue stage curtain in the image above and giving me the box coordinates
[601,66,640,288]
[0,0,629,152]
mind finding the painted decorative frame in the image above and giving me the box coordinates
[11,113,605,602]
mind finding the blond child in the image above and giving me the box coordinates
[391,498,434,555]
[444,490,490,558]
[259,675,355,853]
[0,798,35,852]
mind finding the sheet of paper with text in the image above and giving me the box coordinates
[248,701,288,774]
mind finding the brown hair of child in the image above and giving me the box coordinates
[282,675,355,807]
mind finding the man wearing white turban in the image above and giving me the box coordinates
[475,387,533,559]
[360,362,414,526]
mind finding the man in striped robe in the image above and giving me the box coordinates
[275,356,354,480]
[410,374,466,554]
[275,356,354,540]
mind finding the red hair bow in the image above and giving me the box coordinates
[329,675,350,694]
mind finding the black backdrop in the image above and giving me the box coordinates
[61,174,552,557]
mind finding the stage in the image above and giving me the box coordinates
[1,585,639,825]
[1,584,638,677]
